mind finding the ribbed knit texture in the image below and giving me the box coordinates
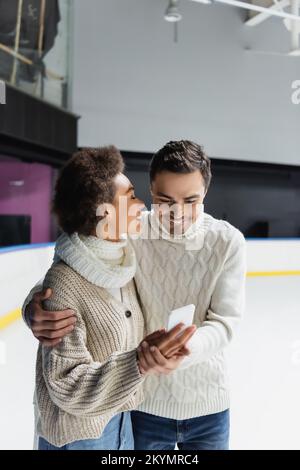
[35,235,145,447]
[133,211,247,420]
[54,232,136,288]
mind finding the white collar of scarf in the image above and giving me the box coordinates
[146,205,211,250]
[54,232,136,288]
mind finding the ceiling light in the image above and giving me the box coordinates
[164,0,182,22]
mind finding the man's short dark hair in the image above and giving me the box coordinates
[150,140,212,190]
[53,146,124,235]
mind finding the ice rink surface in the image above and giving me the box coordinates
[0,275,299,450]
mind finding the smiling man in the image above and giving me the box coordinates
[23,140,247,450]
[129,141,247,450]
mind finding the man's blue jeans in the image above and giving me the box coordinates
[38,411,134,450]
[131,409,230,450]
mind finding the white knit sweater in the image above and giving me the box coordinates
[23,211,246,422]
[132,211,247,419]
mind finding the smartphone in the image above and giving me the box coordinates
[167,304,195,332]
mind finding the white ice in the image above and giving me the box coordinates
[0,275,299,450]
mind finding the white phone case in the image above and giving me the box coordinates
[167,304,195,331]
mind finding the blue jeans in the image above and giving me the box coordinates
[38,412,134,450]
[131,409,230,450]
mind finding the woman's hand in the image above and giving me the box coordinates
[137,323,197,376]
[144,323,196,359]
[137,342,188,376]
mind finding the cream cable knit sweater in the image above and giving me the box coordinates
[34,235,145,447]
[133,211,247,419]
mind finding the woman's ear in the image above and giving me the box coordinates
[96,202,118,240]
[96,203,111,219]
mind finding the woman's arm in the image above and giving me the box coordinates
[41,266,193,417]
[42,329,143,418]
[41,269,144,418]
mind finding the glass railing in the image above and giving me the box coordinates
[0,0,72,109]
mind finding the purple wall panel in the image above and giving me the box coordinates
[0,159,53,243]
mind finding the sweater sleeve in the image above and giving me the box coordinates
[22,280,44,328]
[179,230,247,369]
[41,268,144,417]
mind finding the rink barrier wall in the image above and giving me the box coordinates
[0,239,300,330]
[0,243,55,330]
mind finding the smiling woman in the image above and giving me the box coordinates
[19,146,194,451]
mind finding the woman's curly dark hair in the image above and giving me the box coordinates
[53,146,124,235]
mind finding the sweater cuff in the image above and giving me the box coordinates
[115,349,144,388]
